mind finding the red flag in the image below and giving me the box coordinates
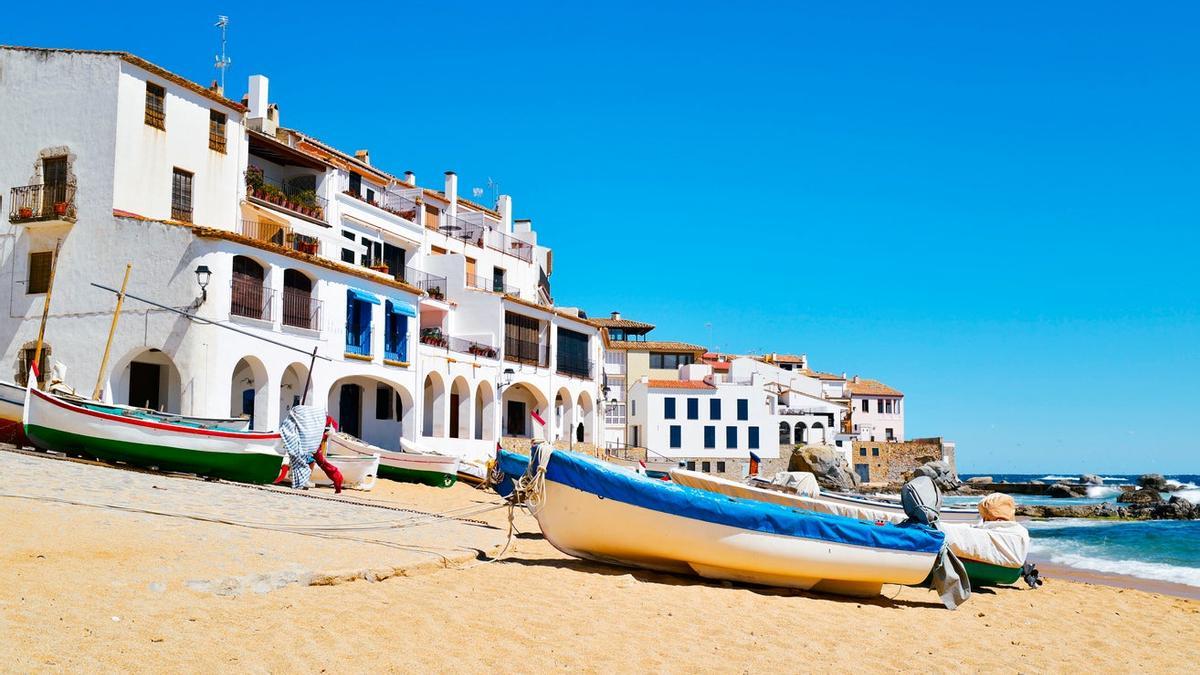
[531,409,546,427]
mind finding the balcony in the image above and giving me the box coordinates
[238,219,322,256]
[282,288,321,331]
[230,278,274,322]
[402,266,447,301]
[466,273,521,298]
[420,328,499,359]
[245,168,327,223]
[486,227,533,263]
[345,186,421,224]
[556,354,594,380]
[9,183,77,225]
[504,335,549,368]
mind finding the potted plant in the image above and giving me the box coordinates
[53,202,68,216]
[428,287,445,300]
[18,206,33,219]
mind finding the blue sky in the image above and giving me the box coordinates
[5,2,1198,472]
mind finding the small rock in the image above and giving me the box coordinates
[1117,487,1162,505]
[1138,474,1168,491]
[1046,483,1085,498]
[1080,473,1103,485]
[966,476,993,485]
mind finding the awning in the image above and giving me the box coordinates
[387,299,417,317]
[348,288,380,305]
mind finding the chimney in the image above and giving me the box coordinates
[209,79,223,96]
[611,311,621,320]
[514,218,532,233]
[852,375,860,383]
[444,171,458,216]
[247,75,268,119]
[800,353,808,369]
[355,149,370,165]
[497,194,513,232]
[403,171,416,186]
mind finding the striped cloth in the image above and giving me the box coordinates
[280,405,327,489]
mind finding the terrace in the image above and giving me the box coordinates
[237,219,322,256]
[419,327,499,359]
[245,168,327,223]
[9,183,77,225]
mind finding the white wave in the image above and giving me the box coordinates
[1172,489,1200,504]
[1166,480,1199,491]
[1025,518,1118,531]
[1040,475,1076,481]
[1086,486,1122,499]
[1036,551,1200,588]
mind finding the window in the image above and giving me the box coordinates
[504,311,543,366]
[748,427,759,449]
[649,353,695,369]
[395,392,404,424]
[701,461,711,473]
[703,426,715,448]
[209,110,227,153]
[886,427,894,440]
[376,385,393,419]
[686,460,696,471]
[145,82,165,129]
[341,248,355,264]
[716,461,726,473]
[366,188,376,204]
[669,425,681,448]
[342,230,356,241]
[171,168,193,222]
[726,426,737,448]
[609,328,626,341]
[862,399,870,413]
[345,290,374,356]
[664,397,676,419]
[604,402,626,425]
[872,447,880,456]
[493,267,506,293]
[736,398,748,421]
[384,302,409,362]
[860,448,867,456]
[686,398,699,420]
[709,399,721,420]
[349,172,362,196]
[556,328,590,378]
[631,400,636,416]
[835,440,843,447]
[885,400,892,414]
[26,252,53,295]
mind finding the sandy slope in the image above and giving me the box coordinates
[2,454,1197,673]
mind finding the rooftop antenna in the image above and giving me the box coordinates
[471,187,484,199]
[487,177,500,204]
[213,15,231,94]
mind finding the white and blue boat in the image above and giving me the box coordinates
[518,447,945,597]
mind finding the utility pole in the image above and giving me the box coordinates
[214,16,231,94]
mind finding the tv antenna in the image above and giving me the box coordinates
[471,187,484,199]
[487,177,500,204]
[214,15,232,93]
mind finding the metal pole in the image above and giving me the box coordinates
[92,264,133,400]
[31,240,62,389]
[299,346,318,405]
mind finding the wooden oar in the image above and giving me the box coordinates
[92,263,132,400]
[31,240,62,389]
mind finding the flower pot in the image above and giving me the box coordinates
[18,207,33,219]
[53,202,67,216]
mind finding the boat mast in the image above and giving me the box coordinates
[92,263,133,400]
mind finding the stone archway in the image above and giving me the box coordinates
[110,347,183,414]
[230,355,270,430]
[554,387,573,441]
[449,376,471,440]
[326,375,414,449]
[501,382,549,439]
[576,390,595,444]
[474,381,496,441]
[794,421,807,445]
[422,372,447,437]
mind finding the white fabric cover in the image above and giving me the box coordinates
[673,469,900,521]
[768,471,820,497]
[942,520,1029,568]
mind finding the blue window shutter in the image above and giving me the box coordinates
[749,427,760,449]
[664,398,676,420]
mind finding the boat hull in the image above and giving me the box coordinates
[24,386,283,484]
[531,450,941,596]
[961,559,1023,586]
[327,433,459,488]
[0,382,27,446]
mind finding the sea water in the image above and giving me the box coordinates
[953,473,1200,588]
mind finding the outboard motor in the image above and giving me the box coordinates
[901,475,971,609]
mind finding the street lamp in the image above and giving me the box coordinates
[194,265,212,305]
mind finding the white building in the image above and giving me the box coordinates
[627,363,777,476]
[846,376,904,442]
[0,46,602,465]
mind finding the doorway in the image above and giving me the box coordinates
[339,384,362,439]
[506,400,525,436]
[854,464,870,483]
[449,393,461,439]
[128,361,161,411]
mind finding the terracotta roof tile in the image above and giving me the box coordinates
[593,317,656,330]
[847,378,903,397]
[647,380,715,390]
[606,340,707,353]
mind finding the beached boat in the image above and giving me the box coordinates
[0,381,27,446]
[743,474,981,524]
[327,433,460,488]
[277,452,381,491]
[52,394,252,431]
[23,384,284,483]
[519,447,944,597]
[672,469,1028,585]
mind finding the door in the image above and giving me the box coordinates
[506,400,526,436]
[465,257,477,287]
[43,156,69,209]
[449,393,461,439]
[339,384,362,438]
[854,464,870,483]
[128,362,161,411]
[241,389,255,429]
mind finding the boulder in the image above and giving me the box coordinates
[1137,474,1168,491]
[1046,483,1085,498]
[1093,502,1123,518]
[966,476,993,485]
[1117,487,1163,505]
[788,446,860,492]
[906,460,961,493]
[1152,498,1195,520]
[1080,473,1103,485]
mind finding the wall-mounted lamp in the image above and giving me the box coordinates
[499,367,515,391]
[194,265,212,306]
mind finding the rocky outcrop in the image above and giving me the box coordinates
[904,460,960,493]
[1080,473,1103,485]
[1017,494,1195,520]
[1137,474,1169,491]
[1046,483,1086,498]
[965,476,992,485]
[1118,487,1163,505]
[1154,496,1196,520]
[788,446,859,492]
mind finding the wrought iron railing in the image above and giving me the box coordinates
[486,228,534,263]
[504,335,549,367]
[379,189,420,223]
[9,183,77,223]
[230,278,273,321]
[245,168,327,221]
[400,266,447,300]
[237,219,289,245]
[290,233,320,256]
[170,205,193,223]
[282,288,321,330]
[419,328,499,359]
[556,354,593,380]
[466,273,521,297]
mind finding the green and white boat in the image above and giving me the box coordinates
[23,384,285,484]
[327,432,460,488]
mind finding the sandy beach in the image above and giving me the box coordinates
[2,448,1197,673]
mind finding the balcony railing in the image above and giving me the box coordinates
[346,326,373,357]
[402,266,447,300]
[238,218,289,246]
[282,288,321,331]
[466,273,521,297]
[379,189,421,223]
[556,354,594,380]
[291,233,320,256]
[245,168,327,222]
[486,228,534,263]
[230,278,273,322]
[504,335,549,368]
[419,328,499,359]
[9,183,77,223]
